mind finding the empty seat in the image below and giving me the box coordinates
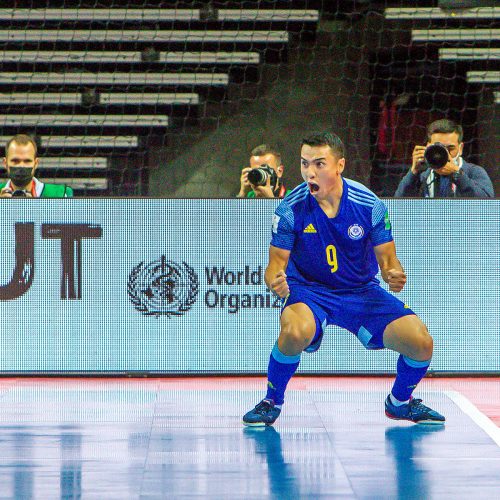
[0,8,320,23]
[467,71,500,83]
[0,115,169,127]
[439,48,500,61]
[385,7,500,20]
[0,8,200,21]
[0,72,229,86]
[38,157,108,169]
[412,29,500,42]
[40,136,138,149]
[99,93,199,105]
[0,50,260,65]
[0,92,199,105]
[0,92,81,104]
[217,9,320,21]
[0,136,136,149]
[0,29,289,43]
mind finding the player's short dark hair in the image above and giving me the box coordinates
[301,132,345,158]
[250,144,282,165]
[5,134,38,157]
[427,119,463,143]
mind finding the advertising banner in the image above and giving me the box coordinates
[0,199,498,373]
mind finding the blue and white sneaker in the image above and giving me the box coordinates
[385,395,445,425]
[243,399,281,427]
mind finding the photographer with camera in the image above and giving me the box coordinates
[237,144,290,199]
[1,134,73,198]
[394,119,493,198]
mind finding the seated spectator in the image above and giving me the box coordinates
[1,134,73,198]
[394,119,494,198]
[237,144,291,199]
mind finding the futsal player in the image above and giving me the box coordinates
[243,132,445,426]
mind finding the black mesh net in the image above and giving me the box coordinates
[0,1,498,196]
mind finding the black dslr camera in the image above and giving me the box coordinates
[11,190,29,197]
[424,142,449,169]
[247,164,278,189]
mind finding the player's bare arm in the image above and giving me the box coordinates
[265,245,290,298]
[374,241,406,293]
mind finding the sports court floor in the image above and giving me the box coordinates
[0,376,498,499]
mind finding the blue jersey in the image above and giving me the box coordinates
[270,178,393,290]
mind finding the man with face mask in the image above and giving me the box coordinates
[394,119,494,198]
[1,134,73,198]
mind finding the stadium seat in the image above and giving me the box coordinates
[0,115,169,127]
[412,29,500,42]
[439,48,500,61]
[40,136,138,149]
[0,6,320,194]
[467,71,500,84]
[385,7,500,20]
[0,50,260,65]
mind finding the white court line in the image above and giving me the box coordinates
[445,390,500,448]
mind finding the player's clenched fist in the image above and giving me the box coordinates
[387,269,406,293]
[270,270,289,298]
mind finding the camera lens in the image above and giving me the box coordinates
[11,190,28,197]
[424,143,449,169]
[247,168,267,186]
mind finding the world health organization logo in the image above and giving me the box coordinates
[128,256,199,317]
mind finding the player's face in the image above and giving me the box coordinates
[249,153,283,178]
[4,142,38,175]
[300,144,345,197]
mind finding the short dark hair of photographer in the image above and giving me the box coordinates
[426,119,463,143]
[301,132,345,159]
[250,144,282,164]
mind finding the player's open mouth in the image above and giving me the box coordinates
[308,182,320,194]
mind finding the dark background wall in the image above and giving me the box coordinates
[148,20,372,197]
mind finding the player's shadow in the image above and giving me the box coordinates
[385,425,445,499]
[243,426,300,499]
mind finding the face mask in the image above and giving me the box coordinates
[9,167,34,188]
[451,154,461,167]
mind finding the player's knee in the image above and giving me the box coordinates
[415,325,433,361]
[280,320,314,349]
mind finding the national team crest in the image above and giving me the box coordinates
[348,224,364,240]
[128,256,199,317]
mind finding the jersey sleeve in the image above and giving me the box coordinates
[270,201,296,250]
[370,198,393,246]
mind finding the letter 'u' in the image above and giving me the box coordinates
[0,223,35,300]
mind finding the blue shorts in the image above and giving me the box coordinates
[282,284,415,351]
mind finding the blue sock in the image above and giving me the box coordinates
[391,355,431,402]
[265,342,301,405]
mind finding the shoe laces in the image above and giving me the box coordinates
[255,399,274,414]
[408,398,428,414]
